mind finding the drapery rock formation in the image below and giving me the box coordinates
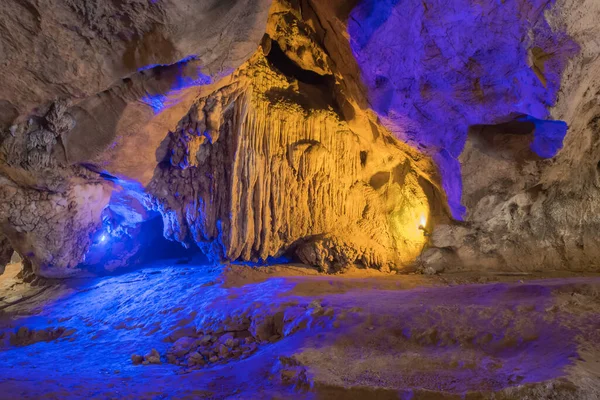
[148,52,438,272]
[0,0,599,277]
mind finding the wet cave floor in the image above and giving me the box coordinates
[0,261,599,399]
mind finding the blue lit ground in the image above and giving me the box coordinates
[0,261,599,399]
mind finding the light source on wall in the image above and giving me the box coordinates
[418,215,430,237]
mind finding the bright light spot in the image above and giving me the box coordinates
[419,215,427,229]
[99,234,107,244]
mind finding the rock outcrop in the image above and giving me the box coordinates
[0,0,273,277]
[421,0,600,273]
[0,0,272,123]
[347,0,579,220]
[0,233,12,275]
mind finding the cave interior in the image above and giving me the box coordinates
[0,0,600,398]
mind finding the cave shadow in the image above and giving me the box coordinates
[469,115,568,162]
[83,215,209,278]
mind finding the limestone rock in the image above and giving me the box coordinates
[131,354,144,365]
[0,176,112,278]
[418,248,456,275]
[1,0,600,278]
[0,0,272,119]
[147,52,439,271]
[430,225,472,249]
[376,0,600,273]
[346,0,579,219]
[0,233,12,275]
[0,0,272,277]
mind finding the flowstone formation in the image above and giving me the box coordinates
[148,52,439,272]
[0,0,599,277]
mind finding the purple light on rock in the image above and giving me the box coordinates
[518,115,569,158]
[141,93,169,113]
[141,63,212,115]
[348,0,578,219]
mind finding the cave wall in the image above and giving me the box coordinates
[0,0,273,277]
[346,0,579,220]
[0,0,599,277]
[0,0,272,122]
[0,176,111,278]
[147,53,439,272]
[0,233,13,276]
[420,0,600,272]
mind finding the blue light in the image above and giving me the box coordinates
[137,55,198,72]
[517,115,568,158]
[99,234,108,244]
[139,57,212,115]
[141,93,168,113]
[347,0,578,220]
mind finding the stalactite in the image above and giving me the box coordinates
[148,55,434,272]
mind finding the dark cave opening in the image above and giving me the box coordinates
[84,211,207,276]
[263,37,346,119]
[136,216,205,265]
[469,115,568,160]
[265,39,332,86]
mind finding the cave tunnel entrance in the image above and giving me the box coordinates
[84,211,208,277]
[136,216,206,266]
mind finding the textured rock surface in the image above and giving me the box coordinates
[0,176,112,278]
[0,0,599,276]
[347,0,579,219]
[1,262,599,398]
[422,0,600,273]
[0,233,12,275]
[148,52,440,271]
[0,0,272,121]
[0,0,272,277]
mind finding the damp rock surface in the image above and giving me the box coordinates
[0,261,599,398]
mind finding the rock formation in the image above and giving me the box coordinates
[0,0,272,121]
[147,52,439,272]
[0,233,12,275]
[421,0,600,272]
[0,0,599,277]
[0,0,273,277]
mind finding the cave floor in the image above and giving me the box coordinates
[0,262,599,399]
